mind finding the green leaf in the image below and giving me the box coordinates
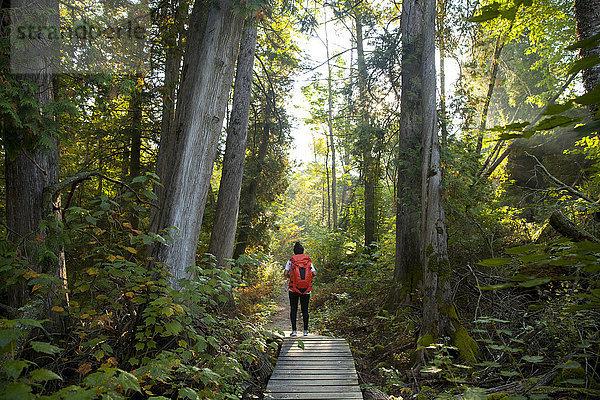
[518,253,548,263]
[468,3,501,22]
[584,263,600,273]
[557,361,581,369]
[3,360,29,380]
[530,115,578,132]
[463,387,487,400]
[542,102,574,116]
[17,319,45,329]
[574,85,600,105]
[131,176,147,184]
[142,190,158,201]
[478,283,515,290]
[115,370,141,393]
[30,368,62,382]
[31,341,61,355]
[505,244,541,255]
[207,336,218,349]
[477,257,512,267]
[518,278,551,287]
[179,387,199,400]
[563,378,585,385]
[85,215,97,226]
[2,382,34,400]
[500,370,520,377]
[567,33,600,51]
[475,361,501,367]
[568,54,600,75]
[163,320,183,336]
[0,328,21,349]
[521,355,544,363]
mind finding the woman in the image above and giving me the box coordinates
[284,242,316,336]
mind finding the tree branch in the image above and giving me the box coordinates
[527,152,596,203]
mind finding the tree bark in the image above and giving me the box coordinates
[151,0,244,286]
[549,210,599,243]
[5,0,61,313]
[325,11,338,231]
[392,0,423,303]
[419,0,479,363]
[154,0,185,208]
[233,106,271,259]
[356,13,377,248]
[209,20,257,266]
[574,0,600,114]
[420,0,451,339]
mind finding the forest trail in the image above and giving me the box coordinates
[267,280,293,336]
[265,336,362,399]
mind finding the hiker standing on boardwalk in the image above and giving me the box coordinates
[284,242,316,336]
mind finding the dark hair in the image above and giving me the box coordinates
[293,241,304,255]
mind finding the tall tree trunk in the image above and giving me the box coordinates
[326,142,331,230]
[151,0,244,286]
[5,0,67,330]
[128,80,143,229]
[437,0,449,147]
[574,0,600,115]
[391,0,423,304]
[419,0,479,363]
[420,0,450,339]
[356,13,376,248]
[233,103,271,259]
[154,0,185,209]
[209,20,257,266]
[325,11,337,230]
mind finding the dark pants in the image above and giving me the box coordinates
[289,291,310,331]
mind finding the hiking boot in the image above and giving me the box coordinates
[290,331,297,337]
[303,330,308,336]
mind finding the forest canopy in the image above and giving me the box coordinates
[0,0,599,398]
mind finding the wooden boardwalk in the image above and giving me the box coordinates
[265,335,362,400]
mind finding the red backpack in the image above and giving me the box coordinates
[289,254,313,294]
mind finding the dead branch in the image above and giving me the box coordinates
[527,152,596,203]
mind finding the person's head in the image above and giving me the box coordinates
[293,241,304,255]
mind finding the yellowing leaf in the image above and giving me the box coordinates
[86,268,99,275]
[125,292,135,298]
[51,306,64,312]
[174,304,185,314]
[124,247,137,254]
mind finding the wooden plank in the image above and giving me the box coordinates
[266,337,361,400]
[267,386,362,394]
[273,367,356,373]
[275,361,356,368]
[265,393,363,399]
[278,356,353,359]
[278,353,353,358]
[276,361,354,366]
[267,379,358,387]
[270,372,358,380]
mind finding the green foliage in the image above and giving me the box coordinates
[0,185,273,399]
